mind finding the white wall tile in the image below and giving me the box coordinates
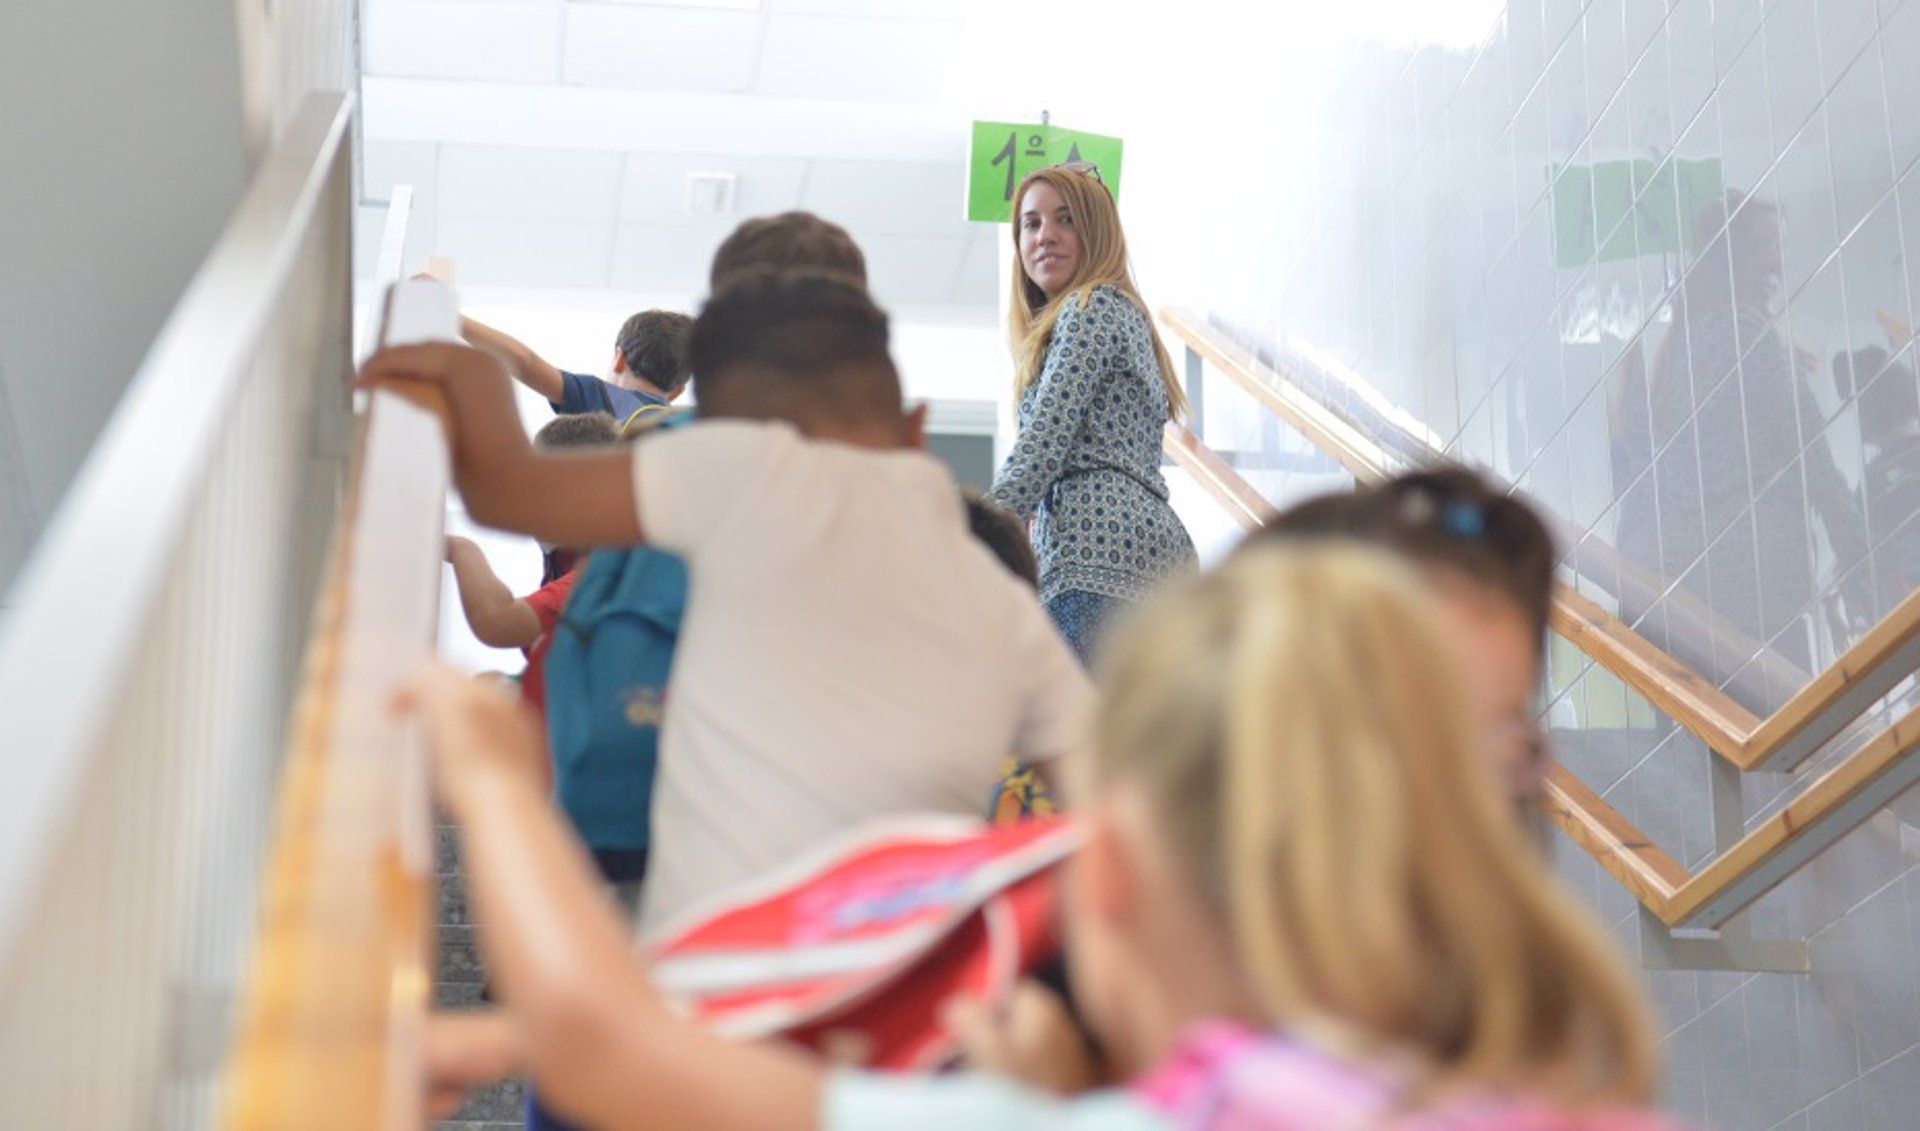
[1820,1041,1920,1128]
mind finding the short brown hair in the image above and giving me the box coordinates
[962,490,1039,588]
[710,212,867,291]
[1240,466,1556,649]
[689,269,898,429]
[615,310,694,392]
[533,412,619,450]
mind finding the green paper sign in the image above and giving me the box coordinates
[1549,157,1725,269]
[967,121,1124,223]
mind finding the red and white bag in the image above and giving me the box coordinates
[647,815,1078,1071]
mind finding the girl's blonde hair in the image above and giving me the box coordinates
[1086,546,1660,1107]
[1007,165,1188,421]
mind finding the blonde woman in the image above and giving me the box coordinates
[415,546,1680,1129]
[987,163,1195,663]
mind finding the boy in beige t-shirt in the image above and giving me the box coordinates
[363,270,1090,934]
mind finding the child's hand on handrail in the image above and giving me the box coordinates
[398,662,547,810]
[355,342,505,401]
[356,343,533,486]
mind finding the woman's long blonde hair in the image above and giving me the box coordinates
[1085,546,1660,1107]
[1007,165,1187,421]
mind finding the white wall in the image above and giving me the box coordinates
[0,0,360,604]
[0,2,255,599]
[948,3,1920,1126]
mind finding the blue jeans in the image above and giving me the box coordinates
[1046,590,1125,668]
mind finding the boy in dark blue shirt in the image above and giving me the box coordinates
[458,306,693,426]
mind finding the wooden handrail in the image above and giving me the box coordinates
[1160,307,1920,776]
[221,388,448,1129]
[1547,587,1762,762]
[1164,420,1276,529]
[1165,409,1920,928]
[1539,762,1688,911]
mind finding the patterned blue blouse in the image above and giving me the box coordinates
[988,285,1196,604]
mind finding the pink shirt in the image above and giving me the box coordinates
[825,1020,1688,1130]
[1134,1022,1685,1131]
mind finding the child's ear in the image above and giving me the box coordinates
[1077,808,1139,926]
[902,402,930,450]
[612,348,630,376]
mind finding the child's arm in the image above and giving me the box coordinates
[425,1009,529,1121]
[444,536,544,649]
[359,344,643,547]
[459,313,568,405]
[404,665,824,1131]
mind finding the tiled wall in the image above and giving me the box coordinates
[1136,1,1920,1125]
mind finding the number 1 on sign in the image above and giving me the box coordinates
[991,131,1019,202]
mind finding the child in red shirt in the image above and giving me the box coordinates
[443,413,620,728]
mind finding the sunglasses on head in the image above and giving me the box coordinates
[1055,160,1106,186]
[1381,474,1537,557]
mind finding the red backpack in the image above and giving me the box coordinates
[648,816,1077,1070]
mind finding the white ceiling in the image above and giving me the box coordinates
[358,0,1001,311]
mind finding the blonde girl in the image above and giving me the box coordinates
[416,545,1677,1130]
[987,163,1195,664]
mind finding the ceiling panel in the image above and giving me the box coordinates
[437,144,624,224]
[364,1,564,83]
[610,221,740,293]
[364,77,966,161]
[757,14,960,102]
[363,3,999,322]
[856,232,970,306]
[952,227,1002,305]
[433,214,616,288]
[766,0,967,15]
[618,153,809,226]
[800,159,967,235]
[562,5,760,92]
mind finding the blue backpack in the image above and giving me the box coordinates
[542,520,687,856]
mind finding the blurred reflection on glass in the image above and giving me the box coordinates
[1613,191,1871,679]
[1841,331,1920,595]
